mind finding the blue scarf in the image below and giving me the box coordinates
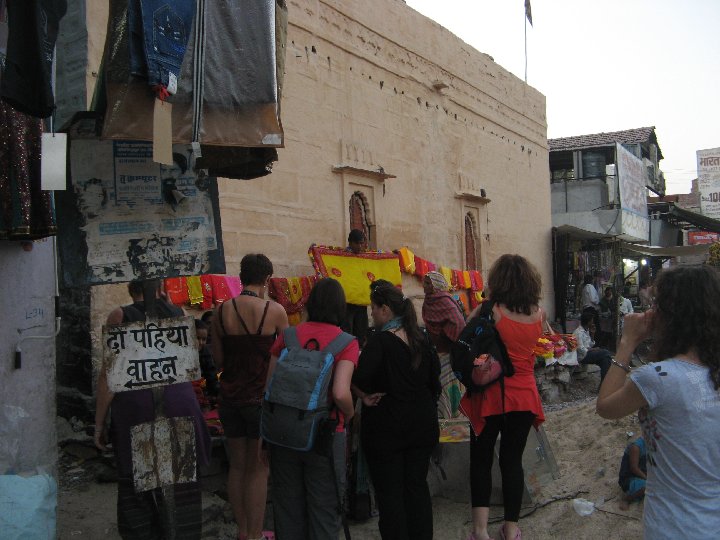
[381,317,404,332]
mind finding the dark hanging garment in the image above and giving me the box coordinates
[0,3,57,240]
[0,101,56,239]
[100,0,287,180]
[1,0,67,118]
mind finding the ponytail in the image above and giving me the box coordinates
[371,285,426,369]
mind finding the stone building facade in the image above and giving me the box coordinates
[66,0,554,374]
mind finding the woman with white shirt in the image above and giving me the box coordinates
[597,266,720,539]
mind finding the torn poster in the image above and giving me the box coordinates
[57,136,225,285]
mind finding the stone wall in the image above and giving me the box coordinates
[78,0,554,375]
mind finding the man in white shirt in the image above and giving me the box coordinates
[619,289,634,316]
[572,311,612,383]
[581,274,600,311]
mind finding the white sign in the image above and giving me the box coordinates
[41,133,67,190]
[697,147,720,220]
[616,143,649,241]
[103,316,200,393]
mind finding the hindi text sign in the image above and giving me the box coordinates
[103,316,200,393]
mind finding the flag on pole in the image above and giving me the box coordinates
[525,0,533,26]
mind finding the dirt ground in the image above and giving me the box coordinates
[57,382,645,539]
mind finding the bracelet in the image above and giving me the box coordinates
[610,357,631,373]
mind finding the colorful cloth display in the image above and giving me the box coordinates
[309,245,401,306]
[414,255,430,278]
[226,276,242,297]
[200,275,213,309]
[186,276,204,305]
[267,275,316,322]
[397,247,415,274]
[165,277,189,305]
[469,270,483,291]
[209,275,232,304]
[439,266,453,288]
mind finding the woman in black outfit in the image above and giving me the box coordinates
[352,283,440,540]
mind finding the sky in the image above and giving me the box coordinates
[405,0,720,194]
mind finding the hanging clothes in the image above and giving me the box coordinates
[1,0,67,118]
[0,100,56,239]
[100,0,287,180]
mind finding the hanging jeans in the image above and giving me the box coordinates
[128,0,195,89]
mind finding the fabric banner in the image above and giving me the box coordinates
[309,245,401,306]
[267,275,316,316]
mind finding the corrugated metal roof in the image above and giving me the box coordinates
[549,127,662,158]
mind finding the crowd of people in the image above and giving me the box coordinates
[94,234,720,540]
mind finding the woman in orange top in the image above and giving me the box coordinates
[461,254,545,540]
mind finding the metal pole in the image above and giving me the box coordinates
[524,16,528,83]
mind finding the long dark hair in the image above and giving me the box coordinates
[370,284,425,369]
[651,266,720,390]
[487,254,542,315]
[306,278,346,326]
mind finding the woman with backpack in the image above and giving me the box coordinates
[462,254,546,540]
[211,254,289,540]
[597,266,720,539]
[265,277,358,540]
[352,283,441,540]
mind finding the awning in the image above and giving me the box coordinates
[670,205,720,233]
[621,242,710,257]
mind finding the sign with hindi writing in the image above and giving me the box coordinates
[698,148,720,220]
[103,316,200,393]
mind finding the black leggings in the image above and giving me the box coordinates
[470,412,535,522]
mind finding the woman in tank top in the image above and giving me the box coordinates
[462,254,545,540]
[211,254,288,540]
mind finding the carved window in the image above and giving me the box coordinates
[465,213,478,270]
[349,191,374,248]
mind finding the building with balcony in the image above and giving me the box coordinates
[548,127,665,330]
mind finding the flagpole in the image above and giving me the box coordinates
[524,12,528,83]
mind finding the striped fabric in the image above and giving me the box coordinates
[116,477,203,539]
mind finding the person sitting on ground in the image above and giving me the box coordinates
[572,311,612,383]
[618,436,647,510]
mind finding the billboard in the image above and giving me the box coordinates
[687,231,720,245]
[616,143,649,241]
[697,147,720,220]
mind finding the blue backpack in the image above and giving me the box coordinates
[260,326,354,451]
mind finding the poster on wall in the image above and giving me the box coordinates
[697,148,720,220]
[56,127,225,286]
[616,143,649,242]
